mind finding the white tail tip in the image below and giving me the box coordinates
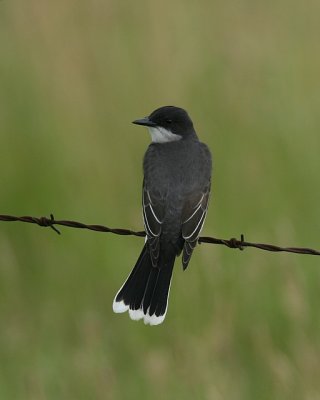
[112,299,129,313]
[143,311,166,326]
[129,308,144,321]
[113,301,166,325]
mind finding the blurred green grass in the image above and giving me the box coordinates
[1,0,320,399]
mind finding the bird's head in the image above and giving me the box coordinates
[133,106,196,143]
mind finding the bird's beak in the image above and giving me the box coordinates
[132,117,157,127]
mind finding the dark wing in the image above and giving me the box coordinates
[142,180,165,267]
[181,183,211,270]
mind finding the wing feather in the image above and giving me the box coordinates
[142,182,164,267]
[181,184,211,269]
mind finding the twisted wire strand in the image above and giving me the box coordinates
[0,214,319,256]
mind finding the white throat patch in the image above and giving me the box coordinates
[148,126,182,143]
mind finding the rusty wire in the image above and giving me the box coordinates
[0,213,320,256]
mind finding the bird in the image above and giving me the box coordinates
[112,106,212,325]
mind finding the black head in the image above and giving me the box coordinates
[133,106,195,139]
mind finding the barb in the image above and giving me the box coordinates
[0,214,320,256]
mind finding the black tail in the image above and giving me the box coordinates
[113,243,175,325]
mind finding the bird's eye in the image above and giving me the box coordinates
[165,119,172,123]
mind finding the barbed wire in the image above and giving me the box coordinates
[0,213,319,256]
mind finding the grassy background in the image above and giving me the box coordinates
[1,0,320,399]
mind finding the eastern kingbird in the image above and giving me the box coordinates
[113,106,212,325]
